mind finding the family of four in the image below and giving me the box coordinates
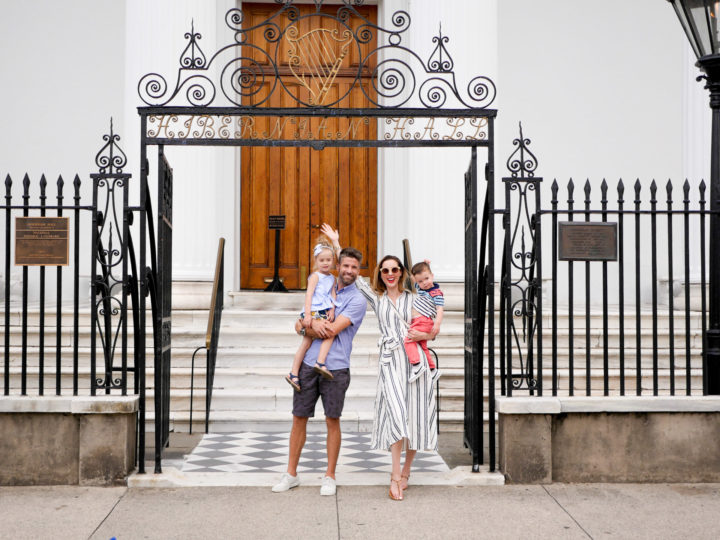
[272,224,443,500]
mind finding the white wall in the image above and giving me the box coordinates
[496,0,692,305]
[124,0,237,284]
[378,0,498,280]
[1,0,709,300]
[0,0,126,302]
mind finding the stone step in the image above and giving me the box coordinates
[2,325,703,356]
[0,303,706,330]
[227,283,468,311]
[5,359,702,398]
[0,345,705,377]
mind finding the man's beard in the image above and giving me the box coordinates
[338,272,357,286]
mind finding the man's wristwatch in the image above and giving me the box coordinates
[299,327,306,336]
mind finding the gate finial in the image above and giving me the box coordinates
[506,122,539,180]
[95,118,127,175]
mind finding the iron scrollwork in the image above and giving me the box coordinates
[91,119,132,393]
[503,123,541,391]
[137,0,496,110]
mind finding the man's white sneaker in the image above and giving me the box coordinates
[320,475,336,496]
[408,362,426,382]
[272,472,300,492]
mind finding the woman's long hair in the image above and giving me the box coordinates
[371,255,409,295]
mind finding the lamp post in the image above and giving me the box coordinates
[667,0,720,394]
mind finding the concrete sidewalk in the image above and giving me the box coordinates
[1,483,718,539]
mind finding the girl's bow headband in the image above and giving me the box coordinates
[314,243,331,257]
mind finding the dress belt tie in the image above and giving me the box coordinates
[378,335,401,353]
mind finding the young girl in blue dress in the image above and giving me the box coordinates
[285,236,337,392]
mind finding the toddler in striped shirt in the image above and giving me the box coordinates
[404,261,444,382]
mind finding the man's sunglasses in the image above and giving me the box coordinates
[381,266,401,275]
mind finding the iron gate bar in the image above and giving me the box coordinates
[583,181,591,396]
[651,181,659,396]
[21,176,29,395]
[636,180,644,396]
[551,181,558,395]
[39,177,46,395]
[568,180,575,396]
[55,178,63,395]
[3,177,9,396]
[536,171,543,397]
[667,182,676,396]
[72,175,82,396]
[601,181,609,396]
[701,181,708,395]
[140,107,498,116]
[138,114,148,474]
[684,181,692,395]
[141,139,492,149]
[618,181,626,396]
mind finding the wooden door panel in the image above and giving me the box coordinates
[240,3,377,289]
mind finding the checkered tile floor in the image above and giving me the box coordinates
[181,432,450,474]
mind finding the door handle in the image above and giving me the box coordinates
[311,224,321,229]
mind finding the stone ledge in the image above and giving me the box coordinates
[0,396,139,414]
[496,395,720,414]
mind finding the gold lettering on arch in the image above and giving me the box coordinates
[145,114,488,143]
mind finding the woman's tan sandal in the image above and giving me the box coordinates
[401,473,410,490]
[389,475,404,501]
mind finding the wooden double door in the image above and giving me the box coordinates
[240,3,378,289]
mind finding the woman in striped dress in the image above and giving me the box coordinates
[321,225,438,501]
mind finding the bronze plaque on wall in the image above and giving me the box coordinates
[558,222,617,261]
[15,217,70,266]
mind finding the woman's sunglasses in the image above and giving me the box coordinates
[381,266,401,275]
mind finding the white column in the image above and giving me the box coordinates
[378,0,498,280]
[124,0,237,283]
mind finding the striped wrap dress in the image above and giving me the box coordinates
[356,277,438,452]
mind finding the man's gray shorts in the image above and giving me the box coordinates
[292,362,351,419]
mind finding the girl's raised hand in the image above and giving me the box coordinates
[321,223,339,245]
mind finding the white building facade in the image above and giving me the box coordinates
[0,0,709,300]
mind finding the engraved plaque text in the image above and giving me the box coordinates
[558,222,617,262]
[15,217,70,266]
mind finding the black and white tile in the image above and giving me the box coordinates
[182,432,449,474]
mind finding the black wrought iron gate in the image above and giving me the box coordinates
[136,0,499,474]
[154,147,173,472]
